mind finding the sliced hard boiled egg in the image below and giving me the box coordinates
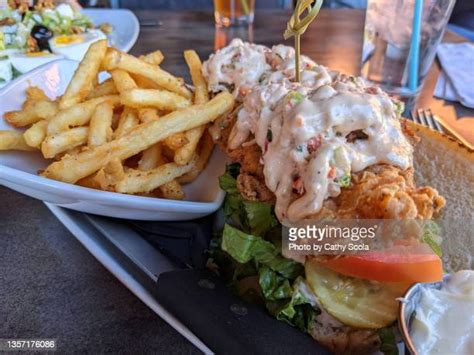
[8,51,63,74]
[49,30,107,61]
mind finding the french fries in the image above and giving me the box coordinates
[111,69,137,93]
[78,159,124,191]
[42,92,234,183]
[158,179,185,200]
[178,131,214,184]
[88,100,114,147]
[24,120,48,148]
[114,107,139,138]
[184,50,209,105]
[0,45,233,203]
[138,108,159,123]
[102,49,192,99]
[120,88,191,110]
[4,100,58,127]
[139,50,164,66]
[115,157,197,194]
[47,95,119,135]
[59,40,108,109]
[26,86,50,101]
[138,143,162,171]
[86,78,118,99]
[174,50,209,165]
[42,126,89,158]
[163,132,189,150]
[0,131,35,151]
[137,143,184,200]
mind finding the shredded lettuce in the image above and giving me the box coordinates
[215,163,319,333]
[243,201,278,237]
[219,163,277,237]
[262,273,319,332]
[422,221,442,257]
[378,327,399,355]
[259,266,293,300]
[221,224,316,331]
[222,224,301,278]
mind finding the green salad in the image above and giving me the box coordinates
[0,4,94,55]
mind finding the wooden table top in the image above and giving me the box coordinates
[131,9,473,145]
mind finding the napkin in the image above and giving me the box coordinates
[434,42,474,108]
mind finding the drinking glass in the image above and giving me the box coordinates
[213,0,256,27]
[361,0,456,97]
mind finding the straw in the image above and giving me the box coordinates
[408,0,423,92]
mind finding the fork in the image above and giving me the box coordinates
[410,108,474,150]
[410,108,444,132]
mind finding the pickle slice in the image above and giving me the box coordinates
[305,259,408,329]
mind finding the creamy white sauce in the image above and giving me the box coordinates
[202,38,271,98]
[410,270,474,355]
[203,41,412,222]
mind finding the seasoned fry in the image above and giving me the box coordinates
[130,74,160,89]
[138,143,162,170]
[137,143,183,199]
[158,179,185,200]
[139,50,164,66]
[138,108,159,123]
[26,86,50,101]
[4,100,58,127]
[86,78,118,99]
[59,40,108,109]
[102,49,192,99]
[111,69,137,93]
[120,88,191,110]
[47,95,119,135]
[114,107,139,138]
[42,92,234,183]
[174,125,207,165]
[42,127,89,159]
[163,132,189,150]
[23,120,48,148]
[115,157,196,194]
[174,50,210,165]
[78,159,124,191]
[178,131,215,183]
[184,50,209,105]
[88,100,114,147]
[0,131,35,151]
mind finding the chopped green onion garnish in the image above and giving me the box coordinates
[339,173,351,188]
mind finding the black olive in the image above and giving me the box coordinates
[31,25,53,52]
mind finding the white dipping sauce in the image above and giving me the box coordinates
[410,270,474,355]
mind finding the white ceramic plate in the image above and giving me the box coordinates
[83,9,139,53]
[0,60,226,220]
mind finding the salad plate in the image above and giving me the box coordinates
[0,59,226,220]
[83,9,139,53]
[0,4,138,88]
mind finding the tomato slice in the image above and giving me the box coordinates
[318,250,443,283]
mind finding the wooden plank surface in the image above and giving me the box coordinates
[131,9,473,144]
